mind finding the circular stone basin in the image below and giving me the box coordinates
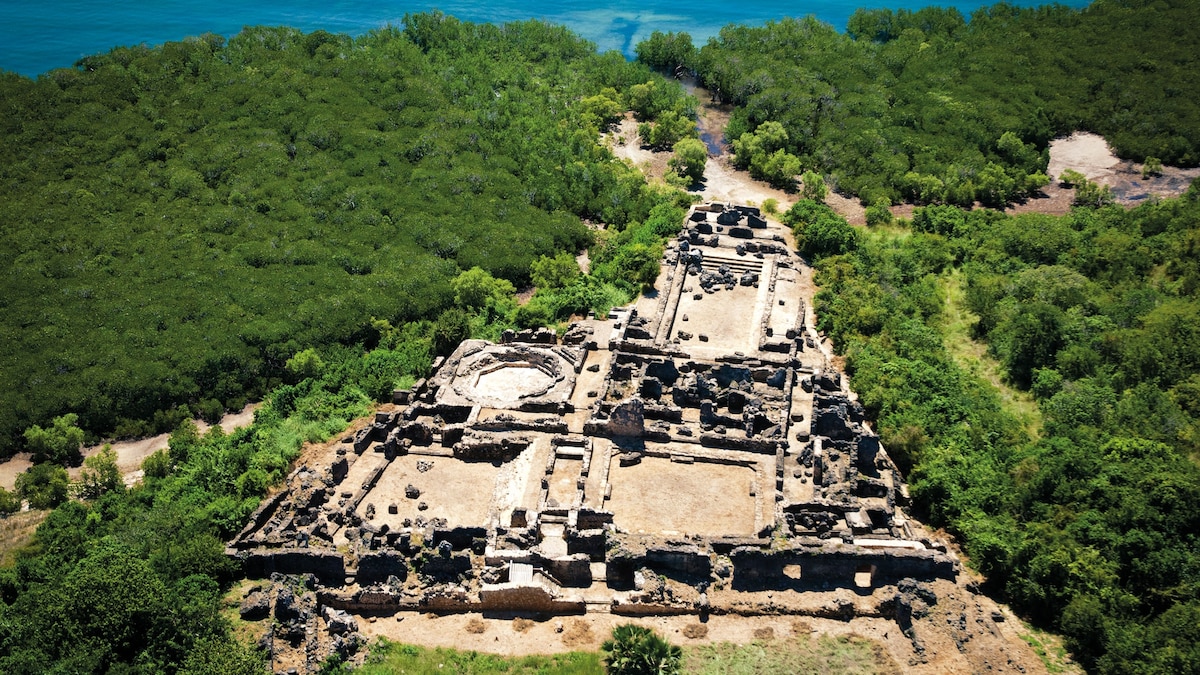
[470,362,556,401]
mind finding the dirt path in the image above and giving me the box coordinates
[0,403,261,492]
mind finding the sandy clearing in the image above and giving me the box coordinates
[1039,131,1198,208]
[606,115,664,176]
[352,575,1061,675]
[0,455,34,493]
[1047,132,1121,182]
[696,155,794,210]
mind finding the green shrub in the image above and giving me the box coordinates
[864,203,892,227]
[602,624,682,675]
[15,463,69,509]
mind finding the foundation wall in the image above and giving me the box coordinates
[235,548,347,586]
[728,546,956,591]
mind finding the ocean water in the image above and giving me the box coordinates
[0,0,1090,77]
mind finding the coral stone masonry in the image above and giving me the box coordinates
[229,204,961,671]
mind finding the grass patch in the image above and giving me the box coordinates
[0,510,48,566]
[221,580,270,647]
[684,633,899,675]
[937,268,1041,440]
[358,640,604,675]
[356,631,900,675]
[1018,623,1082,675]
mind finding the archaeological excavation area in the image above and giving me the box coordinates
[229,204,961,669]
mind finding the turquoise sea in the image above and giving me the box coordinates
[1,0,1090,77]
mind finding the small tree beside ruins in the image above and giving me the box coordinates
[668,138,708,183]
[602,624,683,675]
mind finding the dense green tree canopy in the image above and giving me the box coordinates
[809,183,1200,673]
[667,138,707,183]
[0,15,693,457]
[643,1,1200,204]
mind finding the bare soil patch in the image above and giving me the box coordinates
[606,455,759,536]
[1048,132,1121,183]
[547,458,583,508]
[561,619,596,649]
[0,454,33,493]
[71,403,261,487]
[350,452,503,533]
[1009,132,1199,216]
[697,155,795,211]
[606,115,671,183]
[673,280,761,354]
[361,596,1060,675]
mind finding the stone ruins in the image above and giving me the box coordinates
[229,204,958,668]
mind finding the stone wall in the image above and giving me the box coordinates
[478,585,586,613]
[234,548,347,586]
[356,551,409,586]
[728,545,956,591]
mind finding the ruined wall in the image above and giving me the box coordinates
[537,553,593,587]
[477,585,586,614]
[234,548,347,586]
[356,551,409,586]
[728,546,956,591]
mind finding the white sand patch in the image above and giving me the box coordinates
[0,454,34,492]
[1047,131,1200,205]
[1047,132,1121,182]
[606,115,657,167]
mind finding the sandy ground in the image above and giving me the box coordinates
[1050,132,1200,203]
[0,403,261,492]
[359,612,875,658]
[697,156,795,210]
[606,455,761,536]
[607,116,665,178]
[0,456,33,494]
[1047,132,1120,181]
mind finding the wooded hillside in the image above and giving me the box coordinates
[0,14,691,456]
[784,187,1200,672]
[639,0,1200,205]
